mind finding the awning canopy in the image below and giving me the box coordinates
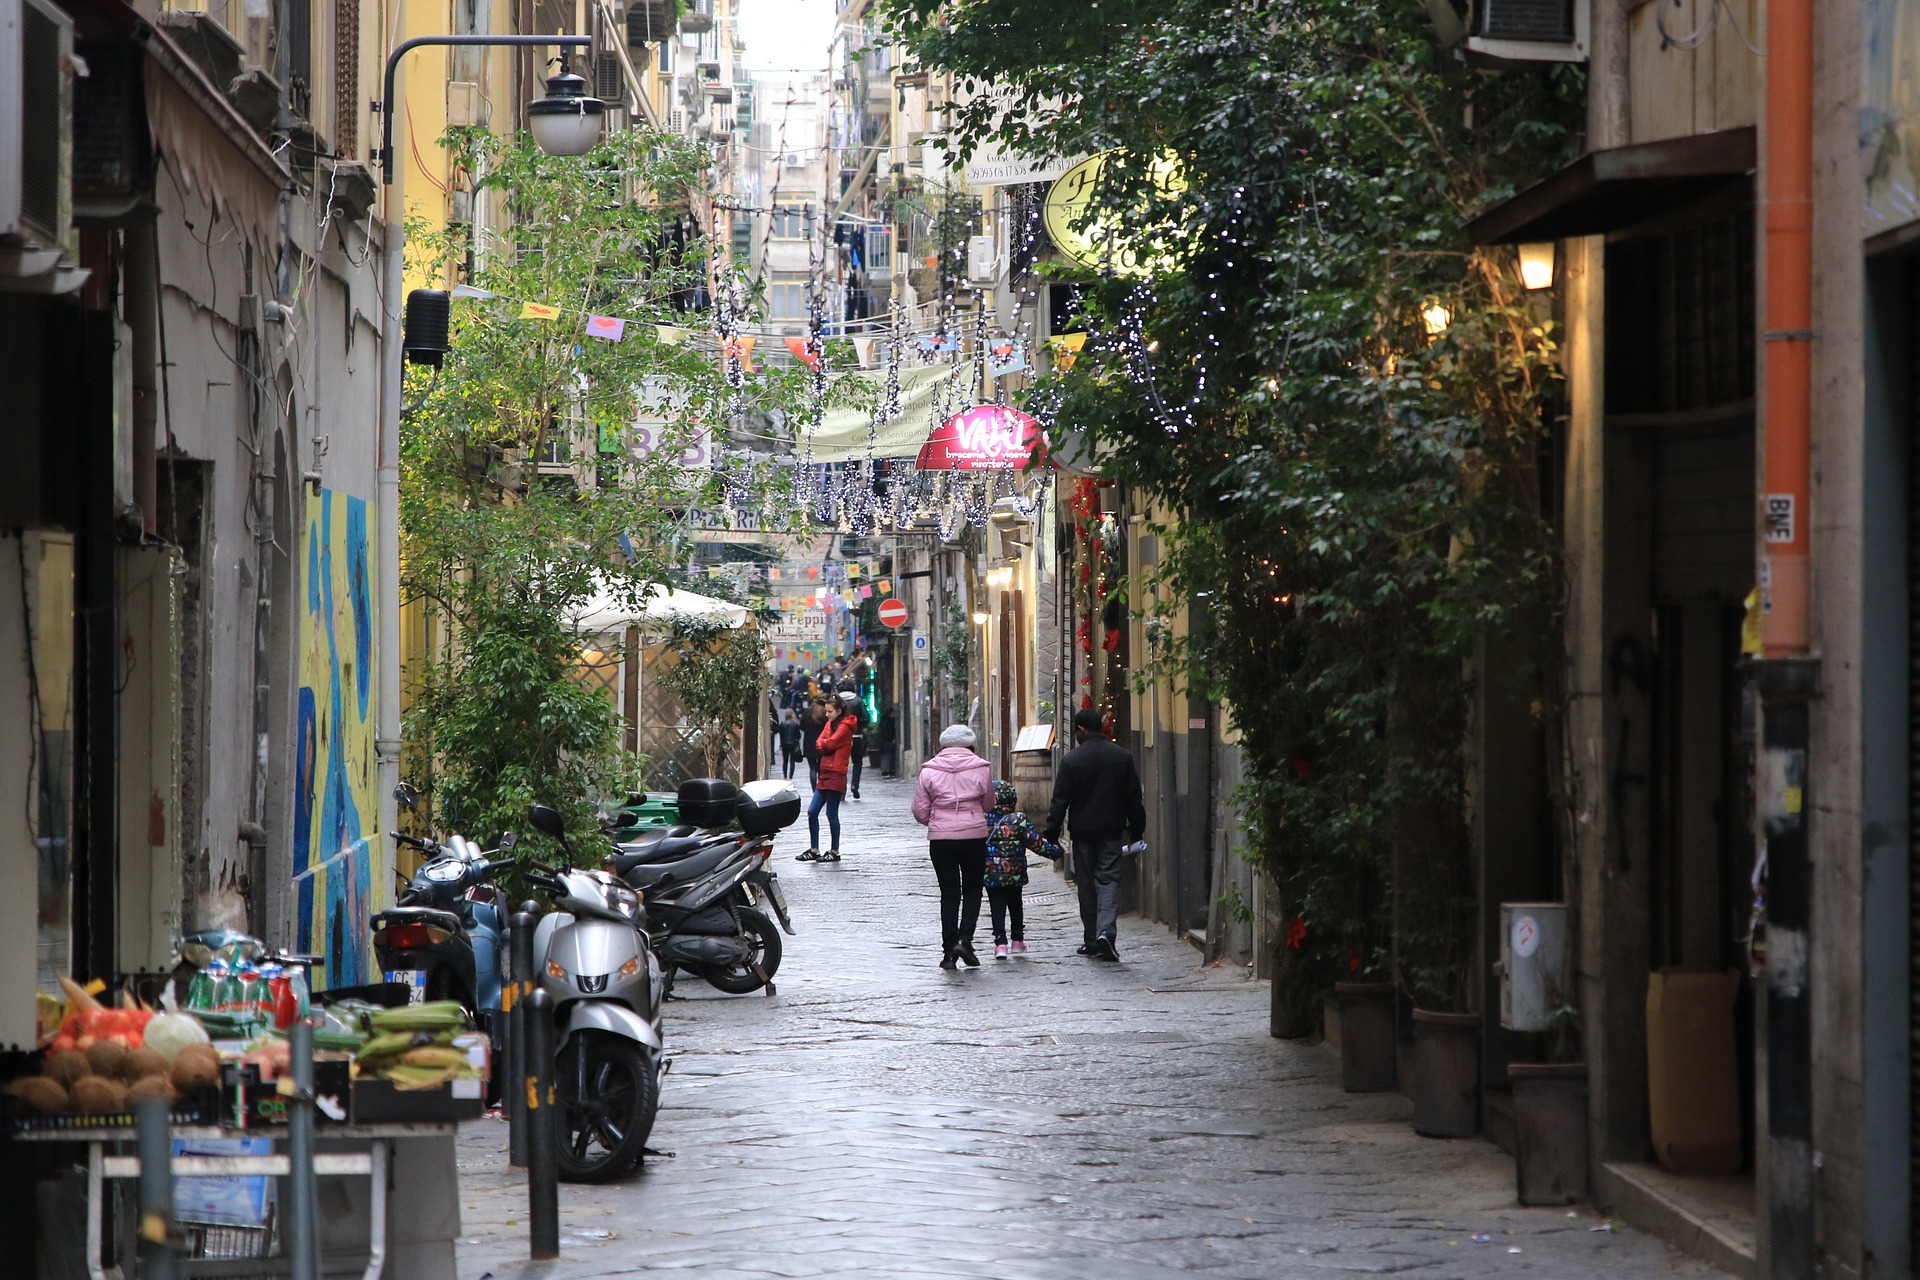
[1465,127,1755,246]
[573,584,749,637]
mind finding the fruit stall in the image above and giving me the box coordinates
[6,952,482,1279]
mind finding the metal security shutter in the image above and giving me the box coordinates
[1909,256,1920,1249]
[1473,0,1574,42]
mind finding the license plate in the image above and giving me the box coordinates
[766,878,788,915]
[385,970,428,1004]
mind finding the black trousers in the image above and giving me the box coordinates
[987,885,1024,943]
[849,738,865,793]
[928,838,986,951]
[1072,834,1124,946]
[780,746,797,779]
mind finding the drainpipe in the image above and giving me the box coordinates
[1758,0,1816,1268]
[376,215,403,903]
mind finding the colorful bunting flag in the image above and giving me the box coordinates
[877,579,892,594]
[721,335,757,374]
[585,314,627,342]
[783,336,822,370]
[860,585,873,599]
[989,340,1030,377]
[1048,332,1088,371]
[519,302,560,321]
[450,283,498,299]
[656,324,689,346]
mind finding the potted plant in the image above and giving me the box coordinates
[1509,1003,1587,1204]
[1395,806,1480,1138]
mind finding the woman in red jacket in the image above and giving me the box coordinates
[798,696,855,863]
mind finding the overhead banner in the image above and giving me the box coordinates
[916,404,1049,471]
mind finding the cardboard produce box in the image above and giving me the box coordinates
[1646,968,1742,1174]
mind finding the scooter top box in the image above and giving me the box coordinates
[737,779,802,836]
[677,778,740,828]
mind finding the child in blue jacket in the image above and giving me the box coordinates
[985,779,1061,957]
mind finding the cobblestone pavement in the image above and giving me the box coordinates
[455,775,1723,1280]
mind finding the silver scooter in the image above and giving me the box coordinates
[523,804,666,1183]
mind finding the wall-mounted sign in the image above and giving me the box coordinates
[916,404,1049,471]
[1043,150,1185,277]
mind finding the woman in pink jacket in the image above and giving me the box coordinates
[911,724,996,968]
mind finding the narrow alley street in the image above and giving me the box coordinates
[453,778,1723,1280]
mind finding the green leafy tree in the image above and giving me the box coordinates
[655,615,773,779]
[887,0,1581,1013]
[401,128,813,845]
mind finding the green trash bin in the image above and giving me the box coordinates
[610,792,680,840]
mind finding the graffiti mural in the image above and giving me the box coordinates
[293,489,381,990]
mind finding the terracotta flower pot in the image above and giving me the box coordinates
[1334,981,1397,1092]
[1510,1062,1588,1205]
[1410,1009,1480,1137]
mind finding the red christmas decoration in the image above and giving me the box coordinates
[1284,918,1307,951]
[1102,627,1121,653]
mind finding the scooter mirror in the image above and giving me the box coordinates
[526,805,566,838]
[394,783,420,811]
[499,830,519,851]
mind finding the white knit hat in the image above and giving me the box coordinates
[939,724,976,749]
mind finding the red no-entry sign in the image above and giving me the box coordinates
[878,599,909,628]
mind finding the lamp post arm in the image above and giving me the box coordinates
[380,34,593,184]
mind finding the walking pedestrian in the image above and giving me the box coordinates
[911,724,995,969]
[984,779,1061,958]
[838,690,867,798]
[1044,708,1147,961]
[800,698,827,790]
[798,697,855,863]
[777,708,802,781]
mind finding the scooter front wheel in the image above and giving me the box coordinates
[555,1031,659,1183]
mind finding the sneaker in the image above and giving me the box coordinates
[1010,941,1027,955]
[797,849,820,862]
[939,950,959,970]
[820,850,841,863]
[852,788,861,799]
[1092,936,1119,962]
[1076,943,1091,956]
[994,944,1009,959]
[957,943,981,968]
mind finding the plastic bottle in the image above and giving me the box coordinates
[185,963,217,1012]
[201,959,232,1012]
[234,962,261,1023]
[254,962,283,1023]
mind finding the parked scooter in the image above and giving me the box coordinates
[523,804,666,1182]
[605,778,800,995]
[370,784,509,1015]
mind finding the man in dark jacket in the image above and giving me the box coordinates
[1044,708,1147,960]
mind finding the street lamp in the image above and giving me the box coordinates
[528,59,608,157]
[379,34,601,182]
[373,31,600,927]
[1517,242,1556,290]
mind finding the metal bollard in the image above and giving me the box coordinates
[134,1096,179,1280]
[525,986,559,1260]
[287,1019,320,1280]
[508,906,537,1168]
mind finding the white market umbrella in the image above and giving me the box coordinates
[573,582,749,638]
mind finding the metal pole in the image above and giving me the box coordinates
[287,1019,319,1280]
[379,35,591,183]
[525,987,559,1259]
[508,906,537,1168]
[134,1096,178,1280]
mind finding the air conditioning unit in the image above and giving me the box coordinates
[1467,0,1588,61]
[0,0,74,256]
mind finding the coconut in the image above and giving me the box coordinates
[84,1039,129,1079]
[170,1044,221,1092]
[42,1050,90,1088]
[70,1076,128,1114]
[125,1076,177,1106]
[6,1077,69,1114]
[117,1048,169,1084]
